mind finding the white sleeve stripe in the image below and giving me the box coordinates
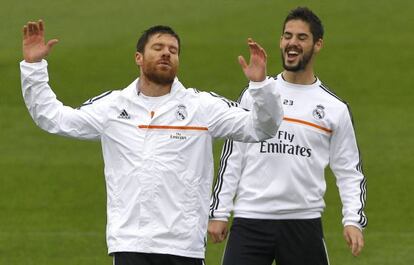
[358,178,368,227]
[207,92,239,108]
[209,139,233,217]
[210,139,233,214]
[321,83,367,227]
[236,86,249,103]
[344,104,367,227]
[79,90,113,108]
[210,86,251,218]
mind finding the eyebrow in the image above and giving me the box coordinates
[283,31,310,40]
[151,43,178,49]
[284,31,310,36]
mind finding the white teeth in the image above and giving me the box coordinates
[288,51,299,55]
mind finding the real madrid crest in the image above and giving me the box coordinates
[175,104,187,121]
[312,104,325,120]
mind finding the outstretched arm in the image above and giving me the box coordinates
[239,38,267,82]
[22,20,58,62]
[21,20,108,140]
[200,37,282,142]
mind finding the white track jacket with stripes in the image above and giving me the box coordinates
[210,74,367,230]
[20,60,283,259]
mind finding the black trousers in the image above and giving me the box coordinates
[113,252,204,265]
[222,218,330,265]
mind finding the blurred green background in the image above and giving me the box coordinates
[1,0,413,264]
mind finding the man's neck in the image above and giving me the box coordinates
[138,76,172,97]
[282,69,316,85]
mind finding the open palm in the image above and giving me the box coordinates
[239,38,267,82]
[22,20,58,63]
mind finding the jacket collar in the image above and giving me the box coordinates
[121,77,187,103]
[130,77,185,96]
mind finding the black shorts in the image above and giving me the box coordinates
[222,217,330,265]
[113,252,205,265]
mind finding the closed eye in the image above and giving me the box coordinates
[169,47,178,54]
[152,44,163,51]
[283,32,293,39]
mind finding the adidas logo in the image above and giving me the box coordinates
[117,109,131,119]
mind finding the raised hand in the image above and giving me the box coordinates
[238,38,267,82]
[22,20,58,63]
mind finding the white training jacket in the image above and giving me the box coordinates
[20,60,283,258]
[210,74,367,230]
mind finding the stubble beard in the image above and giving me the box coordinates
[281,46,314,72]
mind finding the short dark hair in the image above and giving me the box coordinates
[136,25,181,54]
[283,7,324,42]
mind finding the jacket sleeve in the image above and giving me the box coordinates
[20,60,110,140]
[201,78,283,142]
[329,106,367,230]
[209,139,246,220]
[209,91,252,220]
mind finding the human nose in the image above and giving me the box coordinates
[288,36,300,46]
[161,47,172,57]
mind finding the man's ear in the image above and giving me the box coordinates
[314,38,323,54]
[135,52,143,66]
[279,35,283,49]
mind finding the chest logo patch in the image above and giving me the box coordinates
[312,104,325,120]
[117,109,131,119]
[175,104,188,121]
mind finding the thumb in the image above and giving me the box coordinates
[238,55,247,69]
[47,39,59,49]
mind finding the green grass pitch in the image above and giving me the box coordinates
[1,0,413,264]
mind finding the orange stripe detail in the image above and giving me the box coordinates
[138,125,208,131]
[283,117,333,133]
